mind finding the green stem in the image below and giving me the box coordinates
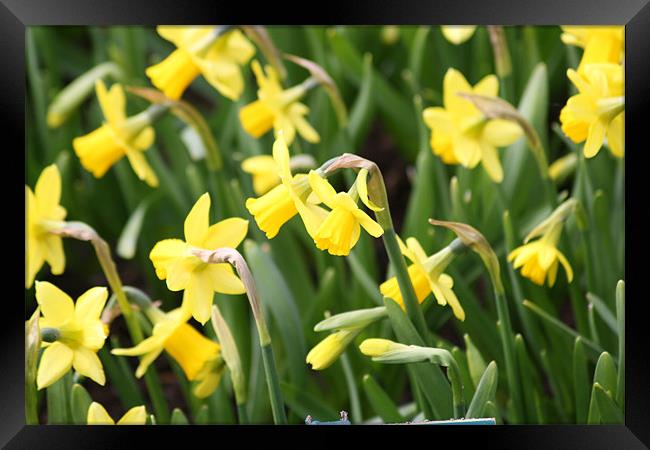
[494,290,524,423]
[261,344,287,424]
[447,361,465,419]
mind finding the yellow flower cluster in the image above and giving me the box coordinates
[559,27,624,158]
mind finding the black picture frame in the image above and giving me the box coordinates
[4,0,649,447]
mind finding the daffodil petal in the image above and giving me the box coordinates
[42,235,66,275]
[35,165,62,216]
[125,148,159,188]
[184,193,211,245]
[185,276,215,324]
[72,347,105,385]
[149,239,188,280]
[75,287,109,323]
[479,142,504,183]
[35,281,75,325]
[355,209,384,238]
[208,264,245,295]
[272,134,293,182]
[606,113,624,158]
[482,119,522,147]
[96,80,126,125]
[584,119,606,158]
[356,169,383,212]
[308,171,338,208]
[202,218,249,250]
[556,250,574,283]
[87,402,115,425]
[441,26,477,45]
[117,406,147,425]
[37,342,73,390]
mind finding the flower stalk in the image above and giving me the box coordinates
[322,154,429,340]
[25,308,41,424]
[191,246,287,424]
[51,222,170,423]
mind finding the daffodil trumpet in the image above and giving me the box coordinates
[191,246,287,424]
[320,153,429,339]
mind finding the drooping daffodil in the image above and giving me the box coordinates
[307,170,384,256]
[380,236,465,321]
[239,60,320,145]
[73,80,159,187]
[422,68,523,182]
[149,193,248,324]
[35,282,108,389]
[246,134,327,239]
[87,402,147,425]
[560,63,624,158]
[112,307,225,398]
[26,165,67,288]
[146,26,255,101]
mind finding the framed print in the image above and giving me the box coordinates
[3,0,649,447]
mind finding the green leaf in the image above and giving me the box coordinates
[587,352,618,424]
[362,374,404,424]
[593,383,623,424]
[194,404,210,425]
[46,372,72,424]
[244,240,307,387]
[615,280,625,407]
[464,334,487,389]
[70,384,93,425]
[573,338,590,424]
[466,361,498,419]
[514,334,539,423]
[170,408,190,425]
[586,292,617,333]
[383,297,453,419]
[347,52,375,148]
[116,196,153,259]
[25,308,41,424]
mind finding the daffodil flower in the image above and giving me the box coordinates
[306,328,362,371]
[35,281,108,389]
[149,193,248,324]
[560,63,624,158]
[307,171,384,256]
[146,26,255,101]
[112,307,225,398]
[239,60,320,145]
[380,236,465,321]
[508,221,574,287]
[441,26,477,45]
[246,135,327,239]
[560,26,624,71]
[73,80,159,187]
[26,165,67,288]
[423,68,522,182]
[87,402,147,425]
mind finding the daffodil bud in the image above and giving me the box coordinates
[46,62,122,128]
[306,328,362,371]
[524,198,579,243]
[430,219,504,295]
[313,306,387,332]
[381,26,400,45]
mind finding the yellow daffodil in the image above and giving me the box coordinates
[306,328,362,371]
[508,221,573,287]
[380,237,465,321]
[26,165,67,288]
[423,68,522,182]
[441,26,477,45]
[359,338,408,357]
[87,402,147,425]
[560,26,624,71]
[241,155,280,195]
[307,171,384,256]
[149,193,248,324]
[73,80,159,187]
[239,60,320,145]
[112,307,225,398]
[560,63,624,158]
[35,281,108,389]
[146,26,255,101]
[246,135,327,239]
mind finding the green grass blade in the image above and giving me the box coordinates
[362,374,404,424]
[70,384,93,425]
[466,361,498,419]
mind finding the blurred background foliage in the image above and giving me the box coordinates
[26,25,624,424]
